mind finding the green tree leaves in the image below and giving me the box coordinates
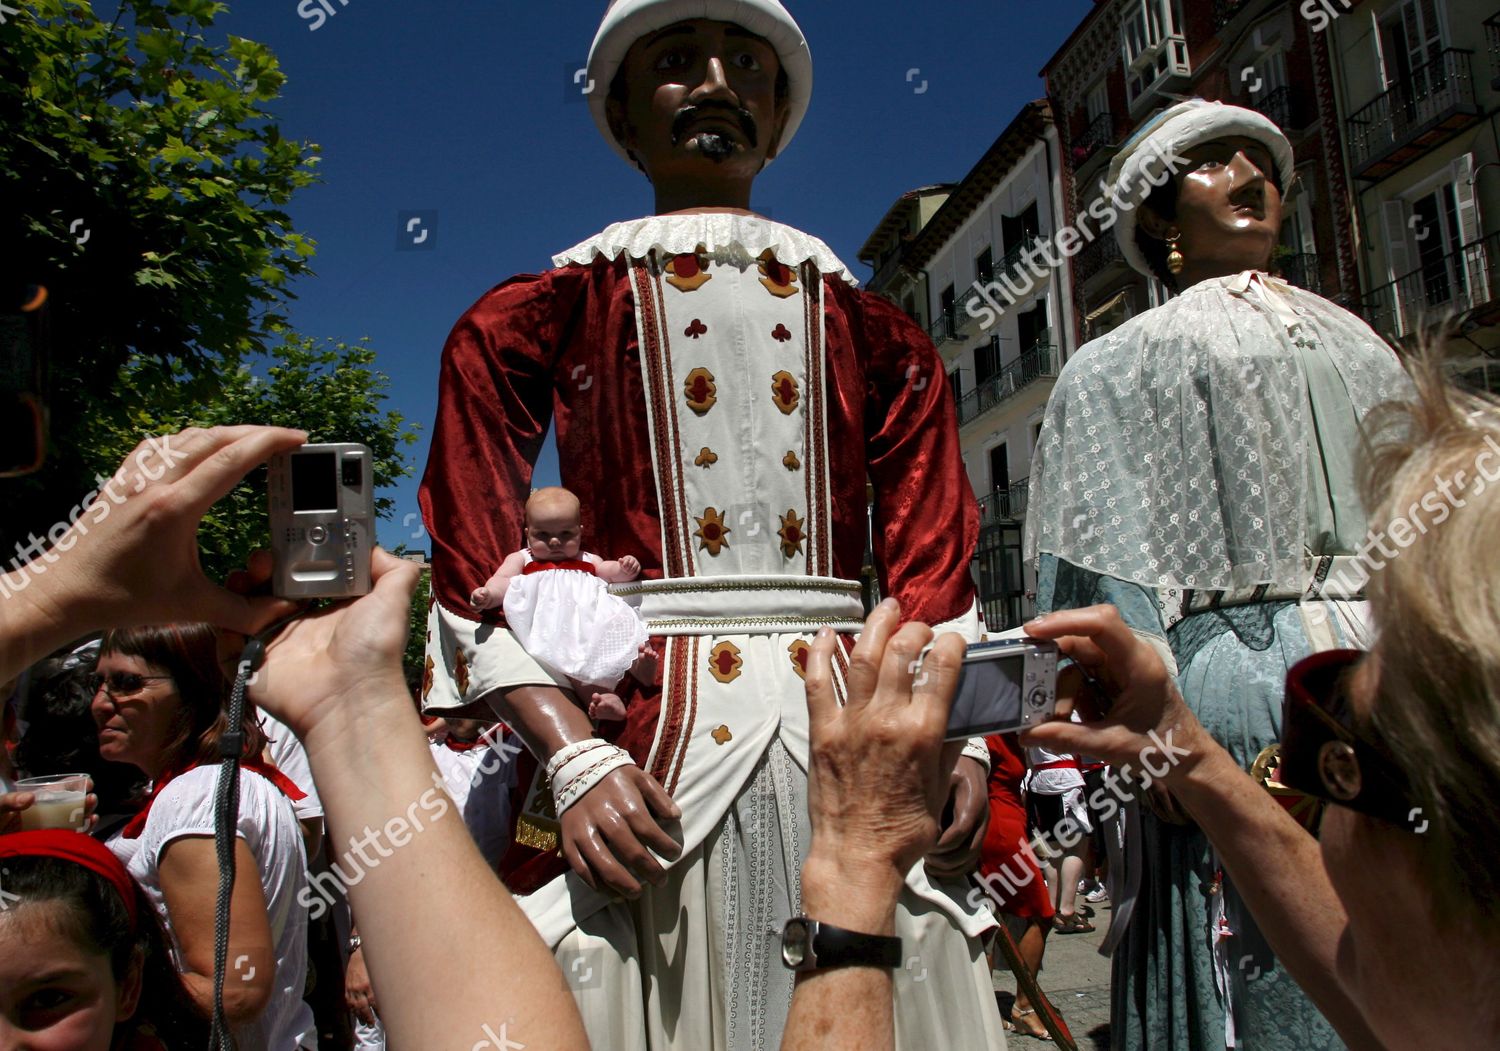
[88,335,419,582]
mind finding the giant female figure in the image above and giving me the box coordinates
[1026,101,1409,1050]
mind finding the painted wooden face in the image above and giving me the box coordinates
[609,19,788,184]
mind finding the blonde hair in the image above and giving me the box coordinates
[525,487,581,523]
[1359,351,1500,928]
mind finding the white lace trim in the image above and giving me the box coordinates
[1024,278,1410,592]
[553,213,859,286]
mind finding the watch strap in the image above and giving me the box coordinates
[783,916,902,971]
[812,922,903,969]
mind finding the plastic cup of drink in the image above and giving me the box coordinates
[14,774,90,832]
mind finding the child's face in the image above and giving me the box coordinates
[0,899,139,1051]
[526,505,582,561]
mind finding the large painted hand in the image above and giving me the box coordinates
[559,767,682,899]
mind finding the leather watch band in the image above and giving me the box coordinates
[781,916,902,971]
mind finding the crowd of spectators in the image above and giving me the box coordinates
[2,346,1498,1050]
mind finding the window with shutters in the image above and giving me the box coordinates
[1379,0,1447,128]
[1121,0,1190,108]
[1249,49,1287,103]
[989,443,1010,495]
[1381,152,1489,336]
[1380,0,1445,89]
[975,335,1002,386]
[1087,79,1110,122]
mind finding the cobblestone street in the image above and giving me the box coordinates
[993,903,1114,1049]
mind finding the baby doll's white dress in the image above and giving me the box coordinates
[502,551,648,688]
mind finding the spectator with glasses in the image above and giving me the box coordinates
[1021,357,1500,1050]
[91,623,317,1050]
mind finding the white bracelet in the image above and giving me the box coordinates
[545,738,611,783]
[551,744,636,817]
[961,737,991,772]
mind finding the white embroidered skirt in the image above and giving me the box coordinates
[502,568,647,688]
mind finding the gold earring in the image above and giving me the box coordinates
[1166,234,1185,276]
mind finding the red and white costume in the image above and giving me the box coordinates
[419,212,1005,1049]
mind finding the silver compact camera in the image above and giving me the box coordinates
[268,443,374,600]
[914,636,1059,741]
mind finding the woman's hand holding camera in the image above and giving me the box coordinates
[1018,605,1215,787]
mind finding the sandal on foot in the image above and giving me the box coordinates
[1008,1007,1049,1039]
[1053,912,1095,934]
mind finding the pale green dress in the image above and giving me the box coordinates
[1028,272,1410,1050]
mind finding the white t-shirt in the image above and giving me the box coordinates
[260,712,324,821]
[429,737,517,869]
[109,765,316,1050]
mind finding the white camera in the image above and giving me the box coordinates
[268,443,374,600]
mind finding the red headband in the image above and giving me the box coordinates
[0,830,140,928]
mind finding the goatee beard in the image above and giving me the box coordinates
[695,132,736,162]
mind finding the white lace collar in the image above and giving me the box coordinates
[553,213,859,286]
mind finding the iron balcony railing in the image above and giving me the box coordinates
[1072,111,1114,166]
[1277,252,1320,295]
[1486,12,1500,79]
[1213,0,1252,29]
[999,234,1041,280]
[929,311,958,345]
[1359,229,1498,341]
[1456,359,1500,394]
[1346,49,1478,178]
[1252,85,1300,132]
[1076,229,1123,284]
[957,340,1059,427]
[977,478,1030,526]
[956,237,1046,333]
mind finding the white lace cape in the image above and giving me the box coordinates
[553,213,859,286]
[1024,272,1409,592]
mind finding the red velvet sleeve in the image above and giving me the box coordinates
[857,292,980,626]
[418,270,589,622]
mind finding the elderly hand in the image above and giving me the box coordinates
[1018,605,1213,786]
[802,599,966,891]
[20,426,306,631]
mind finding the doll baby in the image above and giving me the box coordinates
[471,487,653,722]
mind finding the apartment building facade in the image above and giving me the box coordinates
[1324,0,1500,392]
[862,102,1077,630]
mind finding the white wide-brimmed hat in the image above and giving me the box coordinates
[1109,99,1295,278]
[585,0,813,170]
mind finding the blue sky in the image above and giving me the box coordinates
[209,1,1096,549]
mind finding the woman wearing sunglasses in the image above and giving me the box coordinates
[1021,360,1500,1050]
[90,624,316,1050]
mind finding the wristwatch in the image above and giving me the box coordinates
[780,916,902,972]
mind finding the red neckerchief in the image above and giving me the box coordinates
[443,737,486,753]
[521,558,596,576]
[120,759,307,840]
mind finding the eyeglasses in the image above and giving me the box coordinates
[1279,650,1423,833]
[88,672,173,699]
